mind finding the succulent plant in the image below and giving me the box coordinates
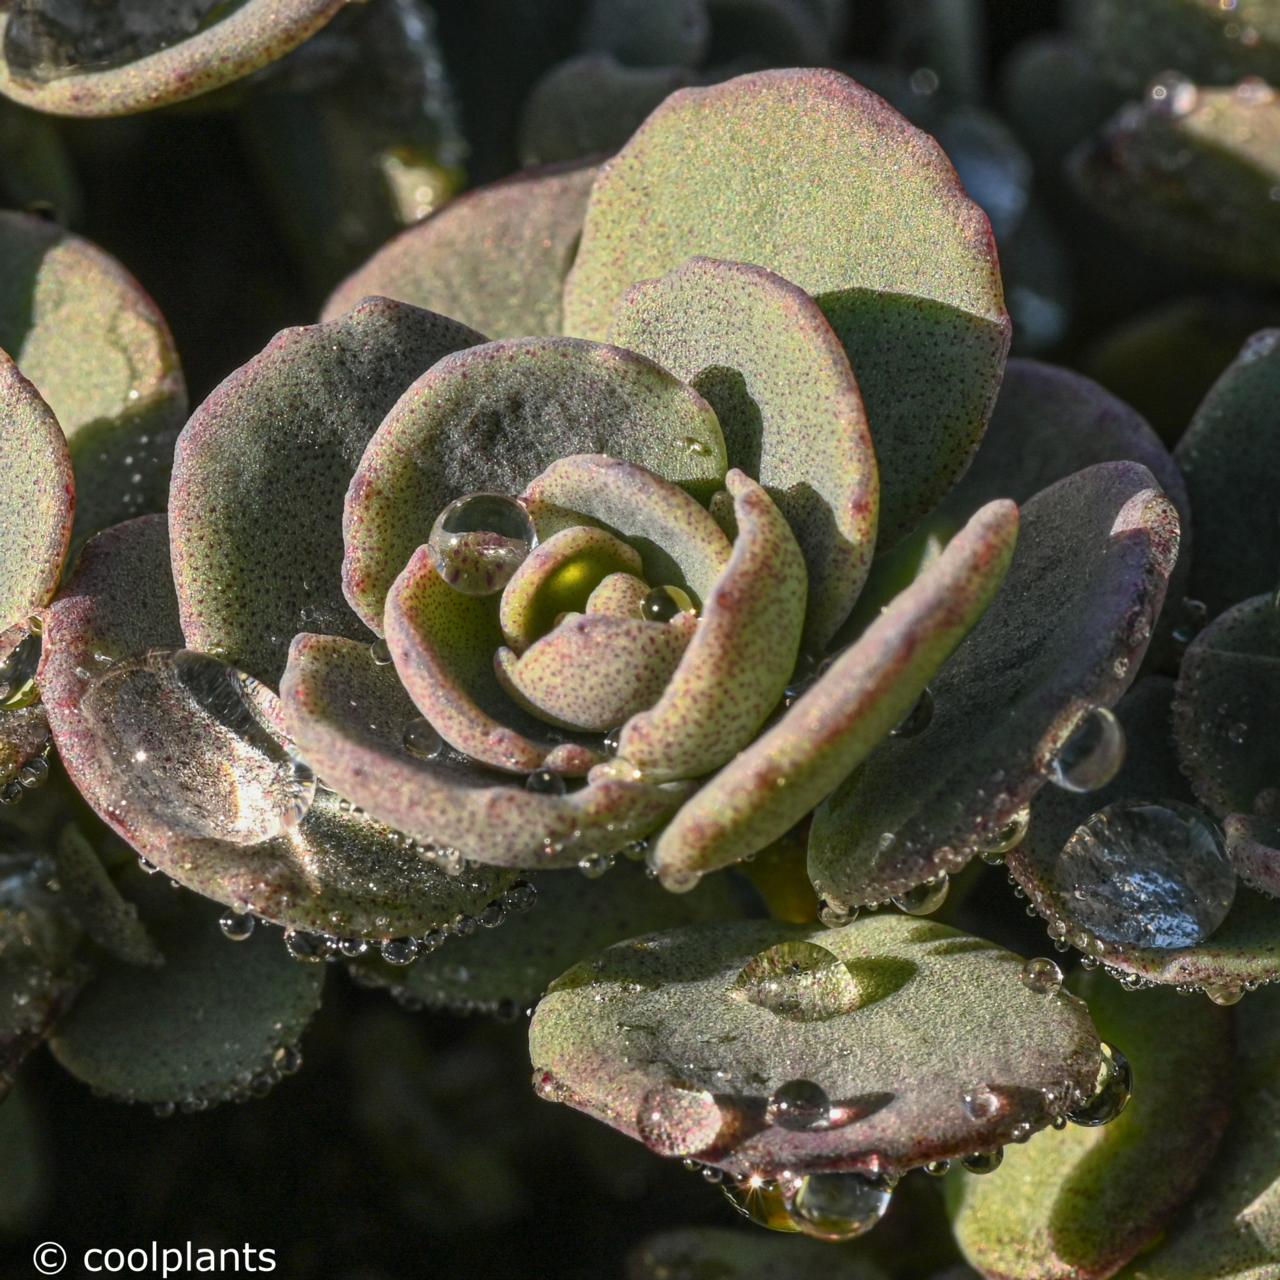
[2,3,1280,1278]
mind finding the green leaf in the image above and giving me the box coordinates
[170,296,483,688]
[1124,987,1280,1279]
[608,256,878,652]
[529,913,1101,1178]
[324,161,598,339]
[563,68,1010,547]
[0,0,354,116]
[1176,332,1280,616]
[651,499,1016,888]
[949,971,1233,1280]
[342,337,727,632]
[1072,87,1280,288]
[50,887,323,1107]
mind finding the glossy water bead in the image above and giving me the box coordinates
[1048,706,1125,792]
[789,1172,893,1242]
[428,493,536,595]
[640,584,695,622]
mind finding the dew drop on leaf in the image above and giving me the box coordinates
[380,937,421,966]
[640,585,695,622]
[722,1179,800,1233]
[766,1079,832,1132]
[525,768,566,796]
[961,1148,1004,1174]
[892,874,950,917]
[1066,1042,1132,1127]
[1020,957,1063,995]
[731,941,863,1022]
[891,686,934,737]
[1054,800,1235,949]
[0,628,42,709]
[80,648,317,845]
[218,910,255,942]
[1047,707,1125,793]
[428,493,536,596]
[370,638,393,666]
[981,808,1030,862]
[401,717,442,761]
[788,1172,893,1241]
[924,1160,951,1176]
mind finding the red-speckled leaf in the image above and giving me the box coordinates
[810,463,1180,911]
[170,297,483,688]
[38,516,513,940]
[1125,988,1280,1279]
[587,571,649,618]
[342,338,726,632]
[1175,331,1280,616]
[529,914,1101,1179]
[1226,814,1280,899]
[1174,595,1279,820]
[0,0,354,117]
[949,971,1232,1280]
[651,499,1015,888]
[281,632,693,869]
[499,525,644,653]
[352,861,751,1017]
[384,547,600,776]
[1072,87,1280,289]
[606,472,806,784]
[496,611,696,733]
[609,257,879,652]
[563,68,1010,546]
[323,162,598,339]
[0,211,185,544]
[0,349,71,632]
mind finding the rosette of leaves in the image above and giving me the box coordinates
[4,61,1276,1272]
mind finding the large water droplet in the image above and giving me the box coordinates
[1054,800,1235,949]
[1020,957,1063,995]
[891,687,934,738]
[1047,708,1125,793]
[732,941,862,1022]
[0,629,42,709]
[788,1172,893,1242]
[80,649,316,845]
[635,1082,723,1156]
[961,1149,1004,1174]
[982,808,1030,862]
[402,717,442,761]
[640,584,694,622]
[766,1079,832,1132]
[722,1179,799,1233]
[525,768,566,796]
[428,493,536,596]
[892,874,949,917]
[218,910,255,942]
[1066,1042,1131,1127]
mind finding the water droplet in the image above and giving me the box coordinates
[1066,1042,1131,1127]
[285,930,330,963]
[924,1160,951,1176]
[982,808,1030,861]
[273,1044,303,1075]
[1021,957,1063,995]
[722,1178,799,1233]
[679,436,712,457]
[338,937,369,957]
[789,1172,893,1242]
[138,855,159,875]
[961,1149,1004,1174]
[733,941,862,1021]
[80,649,317,844]
[963,1085,1001,1121]
[380,937,420,966]
[602,726,622,754]
[17,755,49,790]
[656,865,701,894]
[402,717,442,760]
[526,768,566,796]
[502,880,538,913]
[0,628,41,709]
[892,874,949,917]
[891,687,933,737]
[1047,707,1125,793]
[1147,72,1198,117]
[428,493,536,596]
[370,638,393,666]
[818,899,859,928]
[577,852,611,878]
[1054,800,1235,949]
[1205,981,1244,1006]
[640,585,695,622]
[766,1080,832,1132]
[635,1082,723,1156]
[219,910,255,942]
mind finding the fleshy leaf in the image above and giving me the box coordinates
[608,257,878,652]
[49,888,322,1107]
[587,571,649,618]
[170,297,483,687]
[627,1227,889,1280]
[352,861,749,1017]
[810,463,1179,909]
[529,914,1101,1178]
[385,547,599,775]
[0,0,353,116]
[1174,594,1279,820]
[521,454,732,606]
[609,471,806,783]
[1125,988,1280,1279]
[949,970,1232,1280]
[0,348,71,632]
[1072,86,1280,288]
[40,516,514,939]
[342,337,726,631]
[650,499,1016,887]
[281,632,693,869]
[499,525,644,653]
[1226,814,1280,899]
[495,611,697,733]
[1175,331,1280,616]
[563,68,1011,546]
[323,161,598,339]
[0,210,185,544]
